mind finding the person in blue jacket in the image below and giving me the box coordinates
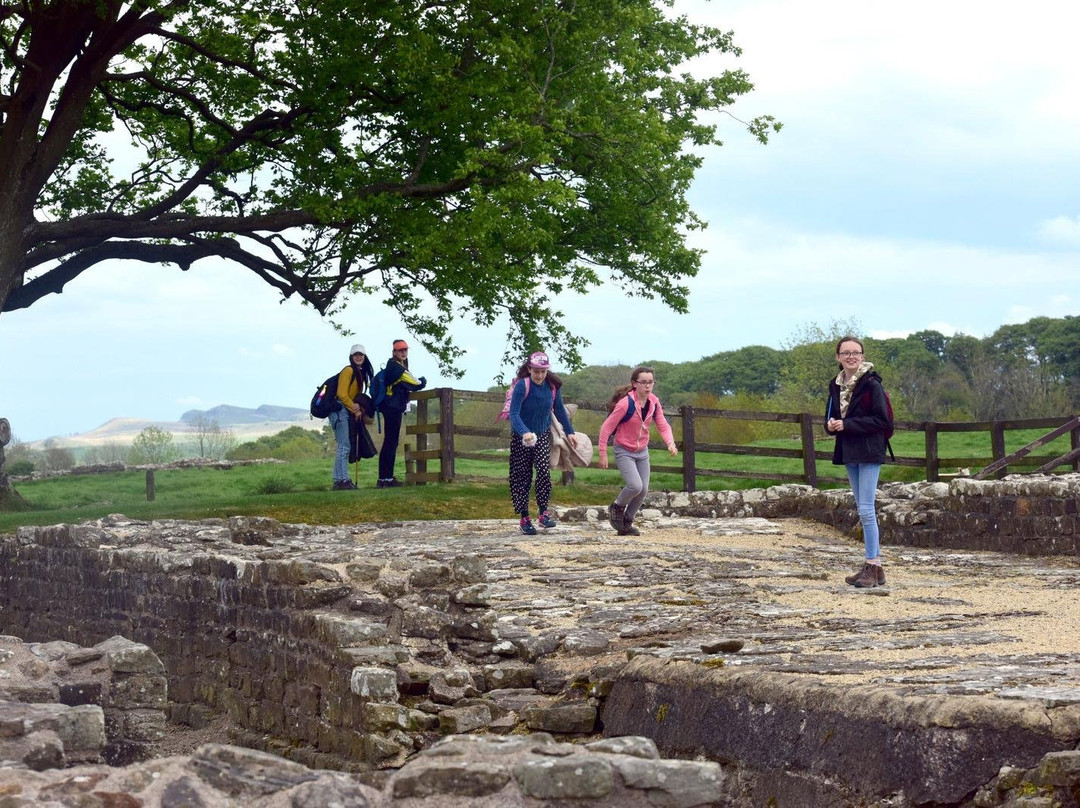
[825,336,892,588]
[376,339,426,488]
[507,351,581,535]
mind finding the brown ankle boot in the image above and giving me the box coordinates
[845,564,869,585]
[851,563,883,588]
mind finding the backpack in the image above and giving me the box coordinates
[370,368,389,411]
[617,394,648,426]
[310,372,348,419]
[496,378,532,422]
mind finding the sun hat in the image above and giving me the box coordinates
[349,343,367,356]
[527,351,550,369]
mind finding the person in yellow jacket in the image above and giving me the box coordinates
[329,344,373,490]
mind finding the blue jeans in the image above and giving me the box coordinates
[329,409,350,482]
[845,463,882,560]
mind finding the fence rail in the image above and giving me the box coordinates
[401,388,1080,490]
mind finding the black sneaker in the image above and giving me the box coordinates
[520,517,537,536]
[538,510,556,528]
[332,480,354,490]
[377,477,403,488]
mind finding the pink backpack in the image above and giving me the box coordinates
[495,378,531,421]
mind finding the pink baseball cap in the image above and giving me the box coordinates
[527,351,551,369]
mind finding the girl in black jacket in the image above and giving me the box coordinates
[825,336,892,588]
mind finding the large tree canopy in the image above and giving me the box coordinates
[0,0,777,368]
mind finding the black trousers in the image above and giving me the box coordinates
[378,407,403,479]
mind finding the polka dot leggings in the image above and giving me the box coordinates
[509,431,551,516]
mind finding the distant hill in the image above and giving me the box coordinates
[180,404,308,425]
[30,405,318,449]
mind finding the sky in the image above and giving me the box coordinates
[3,0,1080,442]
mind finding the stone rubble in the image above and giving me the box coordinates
[2,474,1080,805]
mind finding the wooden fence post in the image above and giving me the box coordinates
[1072,420,1080,473]
[414,397,428,486]
[925,421,939,481]
[799,413,817,487]
[990,421,1007,479]
[146,469,155,501]
[439,388,454,482]
[680,405,696,493]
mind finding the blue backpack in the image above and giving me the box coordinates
[370,369,389,411]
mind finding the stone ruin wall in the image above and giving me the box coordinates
[2,473,1080,805]
[631,473,1080,556]
[0,635,167,769]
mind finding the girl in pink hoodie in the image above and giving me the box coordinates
[597,366,678,535]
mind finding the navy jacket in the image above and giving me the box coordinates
[825,371,891,465]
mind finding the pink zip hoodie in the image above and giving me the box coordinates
[598,392,675,461]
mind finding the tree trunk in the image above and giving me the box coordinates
[0,417,26,509]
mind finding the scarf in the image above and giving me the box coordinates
[835,361,874,417]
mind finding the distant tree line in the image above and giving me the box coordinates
[558,315,1080,423]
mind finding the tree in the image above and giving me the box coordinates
[41,438,75,472]
[82,441,130,465]
[0,0,778,371]
[129,425,179,465]
[190,416,237,461]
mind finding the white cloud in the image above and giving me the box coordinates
[1037,215,1080,246]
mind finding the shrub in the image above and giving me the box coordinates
[255,474,295,495]
[7,459,34,476]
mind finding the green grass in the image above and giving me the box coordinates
[0,457,617,533]
[3,426,1074,534]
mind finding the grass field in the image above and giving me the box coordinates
[2,426,1074,534]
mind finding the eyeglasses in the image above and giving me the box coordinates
[837,351,863,358]
[634,380,655,385]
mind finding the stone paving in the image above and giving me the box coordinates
[333,509,1080,706]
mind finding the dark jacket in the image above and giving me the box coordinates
[825,370,890,465]
[378,358,425,413]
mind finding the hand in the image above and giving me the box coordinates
[418,376,427,387]
[667,443,678,456]
[599,454,608,469]
[522,432,537,447]
[827,418,844,432]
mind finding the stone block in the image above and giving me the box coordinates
[452,554,488,584]
[522,701,597,734]
[349,668,399,703]
[513,754,614,799]
[612,756,726,807]
[391,760,510,799]
[482,663,535,691]
[438,703,493,734]
[364,703,410,732]
[315,614,387,647]
[97,637,165,676]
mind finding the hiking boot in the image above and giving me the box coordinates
[538,510,556,529]
[844,564,868,585]
[618,520,641,536]
[608,502,625,531]
[520,517,537,536]
[332,480,356,490]
[875,565,887,586]
[376,478,403,489]
[851,563,883,588]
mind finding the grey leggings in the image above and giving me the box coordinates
[613,445,650,521]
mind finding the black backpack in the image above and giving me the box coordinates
[310,369,356,419]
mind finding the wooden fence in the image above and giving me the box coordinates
[400,388,1080,491]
